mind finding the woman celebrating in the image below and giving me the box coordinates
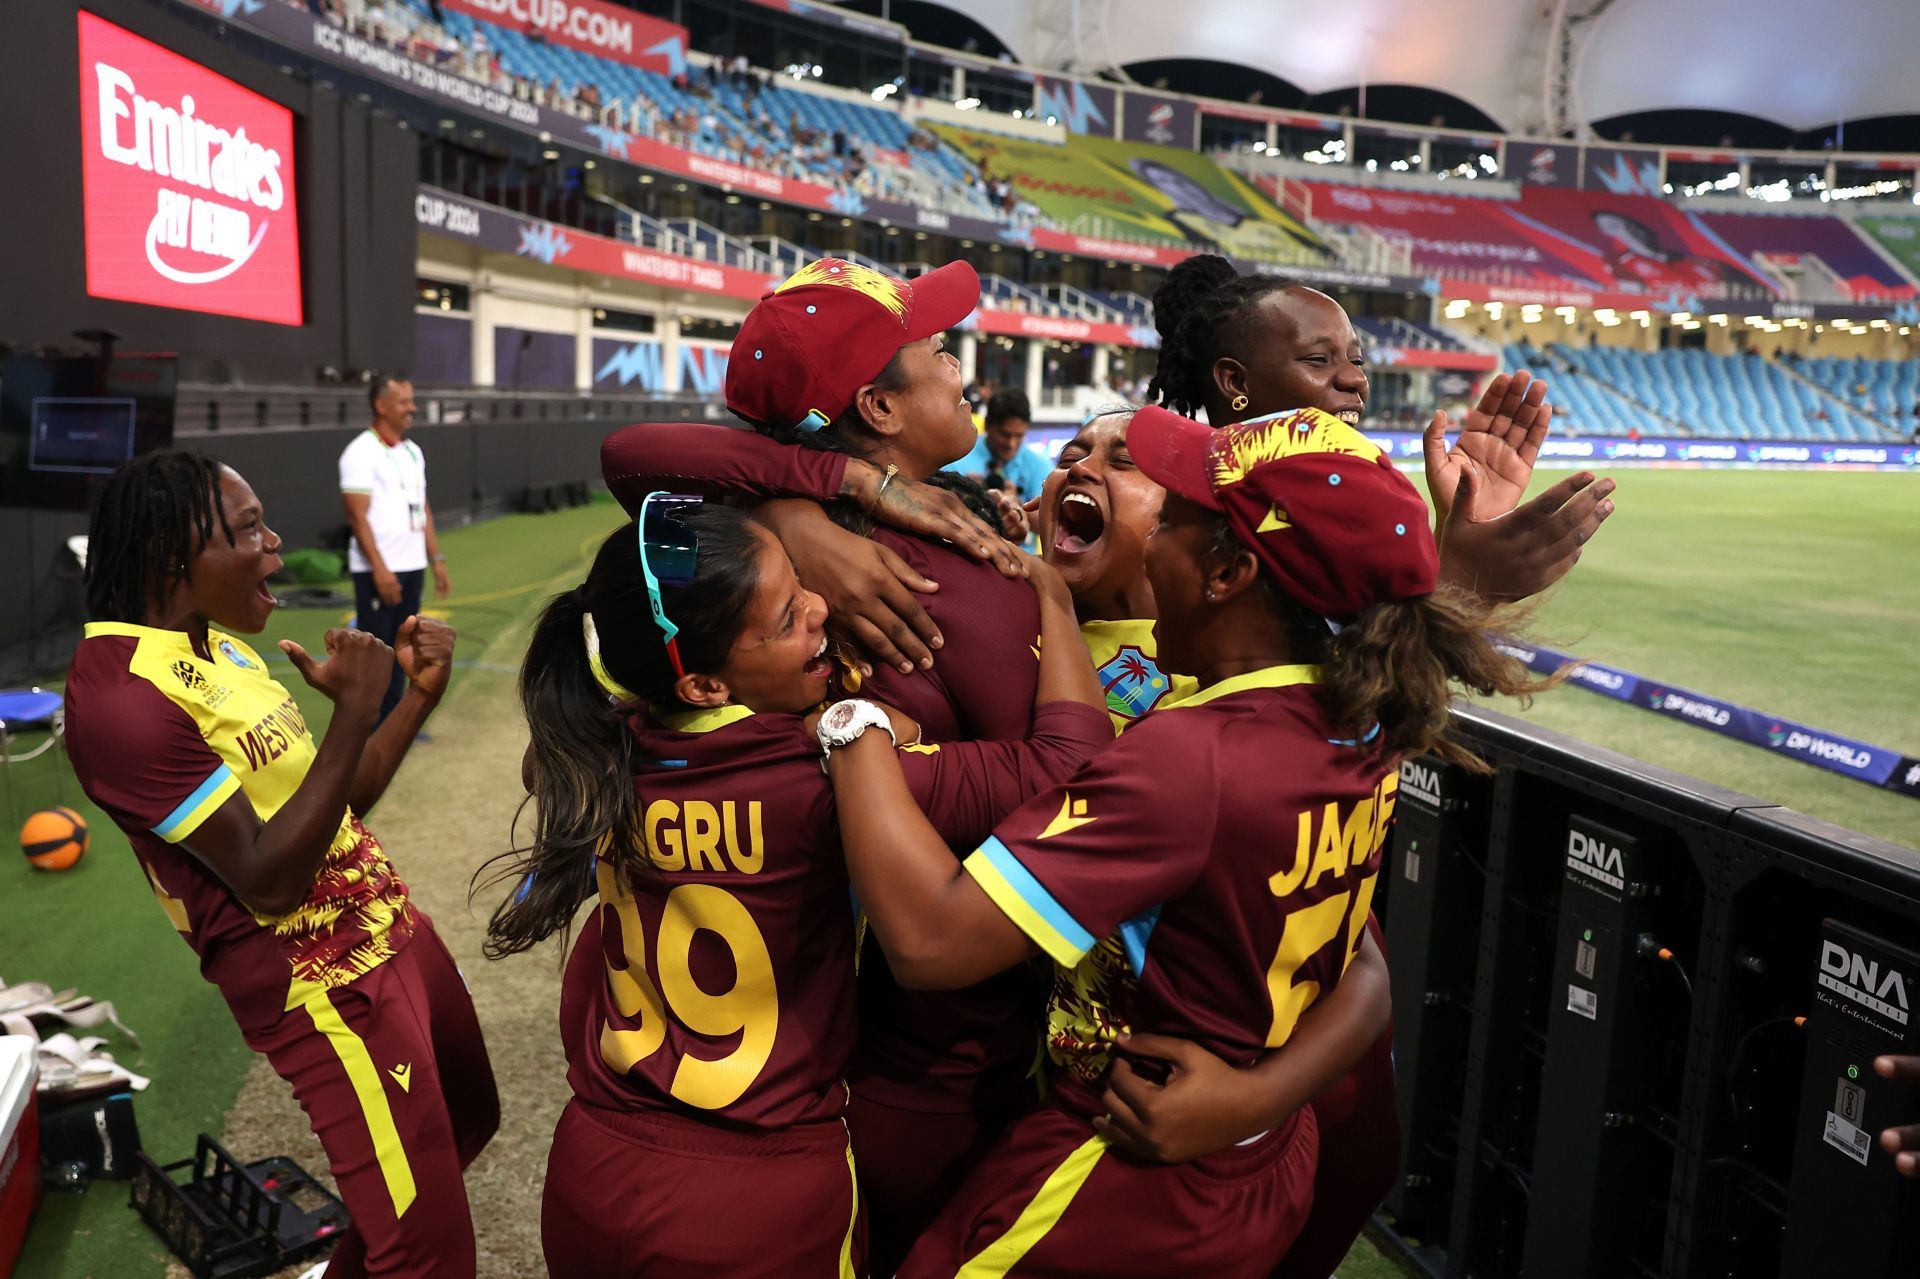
[1147,253,1616,601]
[597,257,1079,1270]
[822,406,1550,1276]
[486,496,1109,1278]
[65,452,497,1278]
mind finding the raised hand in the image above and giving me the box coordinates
[394,614,457,700]
[1438,463,1617,603]
[1425,370,1553,526]
[279,628,393,723]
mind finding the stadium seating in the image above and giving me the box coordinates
[1692,208,1916,303]
[1793,356,1920,427]
[1501,343,1671,435]
[1543,345,1889,440]
[1354,315,1471,352]
[395,0,1000,218]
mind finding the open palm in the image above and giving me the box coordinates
[1424,370,1553,524]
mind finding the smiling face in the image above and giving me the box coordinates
[187,467,285,634]
[1227,287,1369,427]
[984,412,1029,464]
[707,526,832,715]
[880,333,975,475]
[1036,413,1166,620]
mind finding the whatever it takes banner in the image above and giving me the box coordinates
[440,0,687,74]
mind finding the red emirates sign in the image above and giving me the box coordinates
[77,11,303,326]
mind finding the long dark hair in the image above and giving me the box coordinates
[1147,254,1290,418]
[1206,518,1553,772]
[86,451,234,622]
[481,503,765,958]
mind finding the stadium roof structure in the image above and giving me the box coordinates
[924,0,1920,136]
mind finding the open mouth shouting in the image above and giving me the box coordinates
[803,631,832,681]
[1053,488,1108,558]
[1331,401,1365,427]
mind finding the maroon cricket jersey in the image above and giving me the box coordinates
[559,699,1109,1131]
[596,420,1050,1111]
[959,665,1398,1117]
[64,624,417,1032]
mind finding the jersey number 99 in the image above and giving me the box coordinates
[595,861,778,1110]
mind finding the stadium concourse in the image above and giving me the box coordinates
[1,0,1918,1277]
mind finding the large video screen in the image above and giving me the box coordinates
[76,10,303,326]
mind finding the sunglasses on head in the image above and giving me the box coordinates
[636,492,703,681]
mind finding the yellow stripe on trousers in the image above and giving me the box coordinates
[300,987,419,1219]
[840,1136,860,1279]
[955,1133,1110,1279]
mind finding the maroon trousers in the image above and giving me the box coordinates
[1274,912,1401,1279]
[541,1100,864,1278]
[901,1098,1318,1279]
[245,918,499,1278]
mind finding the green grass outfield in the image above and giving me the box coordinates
[7,467,1913,1276]
[1480,468,1919,850]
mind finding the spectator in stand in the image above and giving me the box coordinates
[960,389,1052,506]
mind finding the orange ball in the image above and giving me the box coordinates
[22,806,88,872]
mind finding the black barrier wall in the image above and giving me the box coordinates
[0,0,417,383]
[1376,706,1919,1279]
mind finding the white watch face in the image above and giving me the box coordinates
[823,701,861,733]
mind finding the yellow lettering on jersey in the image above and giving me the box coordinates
[645,800,686,871]
[646,799,766,874]
[1268,809,1314,898]
[1371,771,1398,856]
[721,801,765,875]
[1340,796,1376,870]
[1306,801,1350,889]
[684,801,725,872]
[1038,793,1097,840]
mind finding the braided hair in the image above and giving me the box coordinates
[86,451,233,623]
[1146,255,1293,419]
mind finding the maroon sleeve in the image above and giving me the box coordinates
[600,423,849,515]
[861,532,1040,743]
[897,701,1115,851]
[962,713,1219,967]
[66,669,234,842]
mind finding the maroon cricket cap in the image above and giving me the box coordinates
[725,257,981,433]
[1128,405,1439,621]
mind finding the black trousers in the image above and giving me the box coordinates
[351,567,425,721]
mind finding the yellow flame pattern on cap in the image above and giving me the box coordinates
[1210,408,1385,488]
[774,258,910,319]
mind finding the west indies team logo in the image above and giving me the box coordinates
[1099,645,1171,720]
[218,638,257,670]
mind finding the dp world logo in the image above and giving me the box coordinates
[1767,722,1788,746]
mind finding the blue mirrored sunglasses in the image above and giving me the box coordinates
[636,492,703,680]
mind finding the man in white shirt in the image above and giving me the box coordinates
[339,373,450,720]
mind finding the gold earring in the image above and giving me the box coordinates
[1230,394,1249,412]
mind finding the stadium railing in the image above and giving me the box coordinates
[1376,705,1919,1279]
